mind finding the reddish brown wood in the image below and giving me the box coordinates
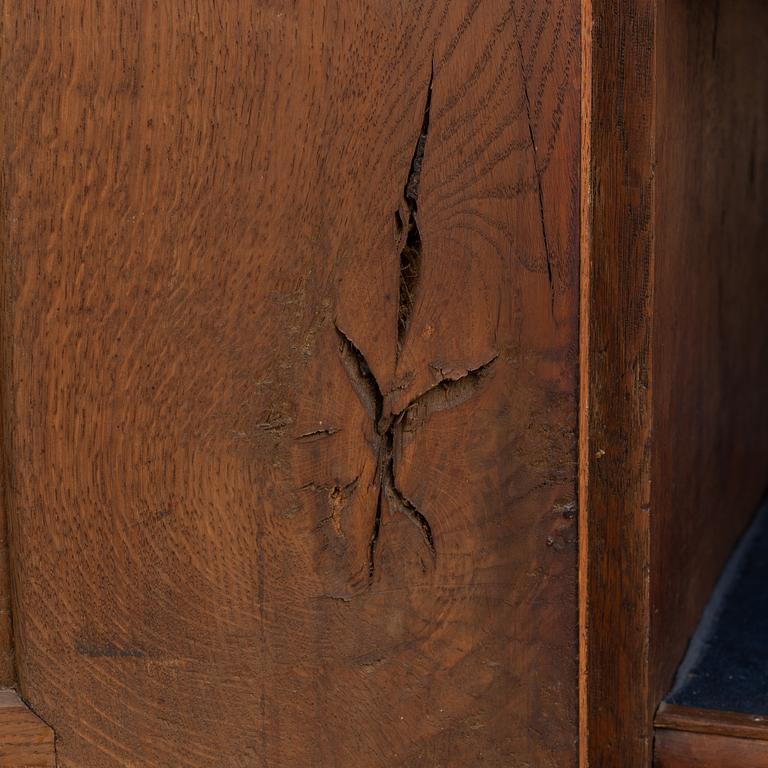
[582,2,768,765]
[0,0,13,682]
[0,513,12,685]
[4,1,763,764]
[1,2,580,765]
[650,0,768,705]
[580,0,656,765]
[655,701,768,768]
[0,690,55,767]
[655,730,768,768]
[656,704,768,742]
[655,705,768,768]
[0,261,12,687]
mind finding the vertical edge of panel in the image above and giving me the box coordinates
[580,0,657,766]
[0,0,16,689]
[577,0,592,764]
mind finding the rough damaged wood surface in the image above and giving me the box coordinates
[1,1,579,766]
[0,690,55,767]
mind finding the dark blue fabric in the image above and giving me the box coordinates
[667,500,768,715]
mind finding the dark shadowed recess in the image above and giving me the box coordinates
[666,497,768,715]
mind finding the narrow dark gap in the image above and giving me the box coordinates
[295,426,341,442]
[333,324,418,582]
[397,66,433,353]
[398,229,421,348]
[394,209,404,241]
[334,324,383,426]
[367,486,383,582]
[366,411,437,581]
[387,464,436,559]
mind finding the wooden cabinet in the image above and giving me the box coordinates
[0,2,765,766]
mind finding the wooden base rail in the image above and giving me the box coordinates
[655,704,768,768]
[0,690,55,767]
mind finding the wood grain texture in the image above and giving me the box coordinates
[580,0,656,765]
[0,491,12,685]
[654,729,768,768]
[1,1,580,766]
[656,704,768,742]
[582,2,768,764]
[0,689,55,767]
[650,0,768,707]
[0,61,14,683]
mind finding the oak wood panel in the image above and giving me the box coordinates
[1,1,580,766]
[650,0,768,708]
[656,704,768,742]
[0,690,55,767]
[580,0,656,765]
[655,729,768,768]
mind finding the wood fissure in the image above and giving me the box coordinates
[336,292,500,585]
[334,325,437,583]
[397,64,433,355]
[294,427,342,442]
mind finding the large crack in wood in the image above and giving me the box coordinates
[397,65,433,355]
[329,61,503,590]
[335,324,383,428]
[384,466,436,559]
[335,324,436,581]
[381,423,436,564]
[335,323,497,585]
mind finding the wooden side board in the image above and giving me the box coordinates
[1,2,580,765]
[580,0,656,765]
[0,690,55,767]
[582,1,768,766]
